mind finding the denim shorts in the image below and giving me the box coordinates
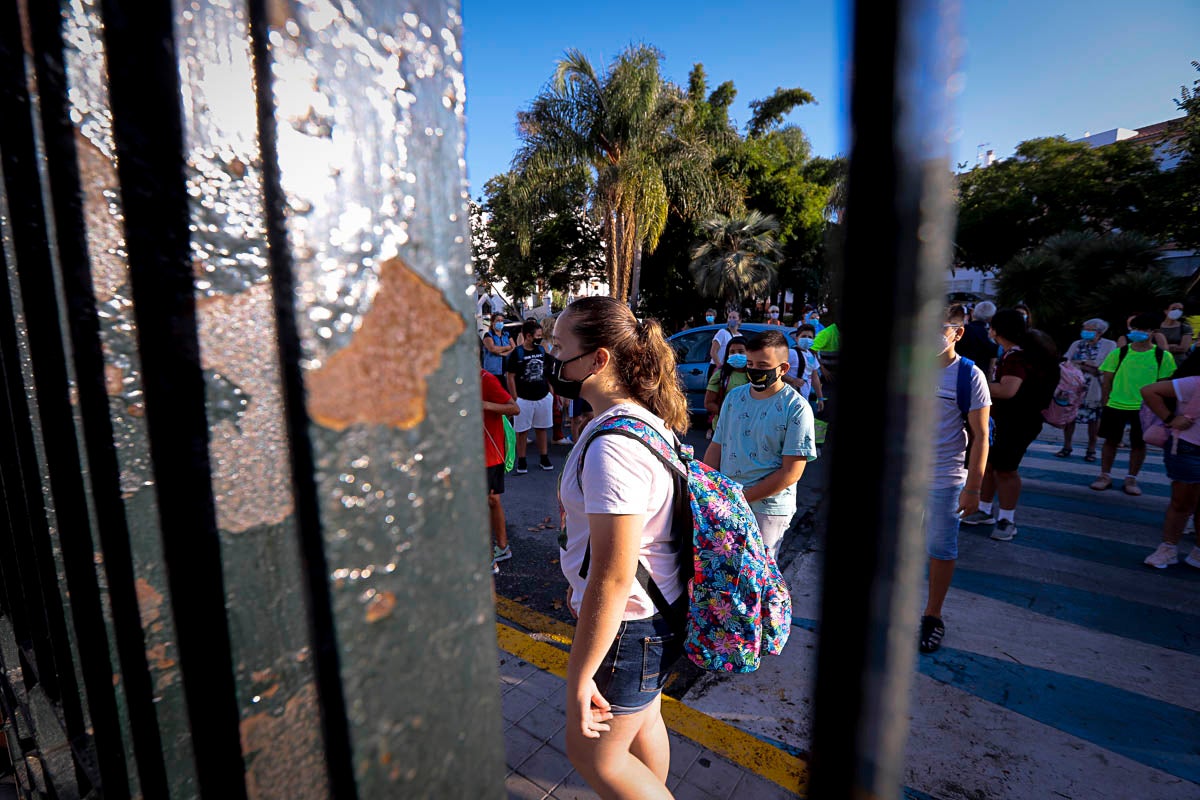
[925,483,964,561]
[593,600,686,715]
[1164,439,1200,483]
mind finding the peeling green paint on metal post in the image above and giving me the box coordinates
[260,1,505,796]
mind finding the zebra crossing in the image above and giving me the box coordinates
[680,426,1200,799]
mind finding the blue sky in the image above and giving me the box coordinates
[461,0,1199,194]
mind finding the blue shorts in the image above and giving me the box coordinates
[1164,439,1200,483]
[593,601,685,715]
[925,483,964,561]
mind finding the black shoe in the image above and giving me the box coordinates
[515,458,528,474]
[919,615,945,654]
[539,456,554,471]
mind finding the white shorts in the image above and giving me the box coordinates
[514,394,553,432]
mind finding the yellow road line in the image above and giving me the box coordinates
[495,618,809,796]
[495,595,576,645]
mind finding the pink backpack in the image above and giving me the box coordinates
[1042,361,1088,428]
[1140,376,1200,451]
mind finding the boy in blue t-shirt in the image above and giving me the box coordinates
[702,330,818,560]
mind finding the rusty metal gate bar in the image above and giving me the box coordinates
[808,0,959,797]
[0,0,502,797]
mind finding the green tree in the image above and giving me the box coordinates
[995,231,1179,347]
[475,170,603,303]
[511,46,738,306]
[689,211,782,311]
[955,137,1163,271]
[1164,60,1200,250]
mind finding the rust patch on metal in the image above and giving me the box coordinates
[135,579,163,627]
[145,643,176,671]
[240,682,328,800]
[306,256,465,431]
[195,283,295,533]
[364,590,397,623]
[74,131,128,304]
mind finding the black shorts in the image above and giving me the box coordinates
[487,463,505,495]
[1099,407,1144,448]
[988,418,1042,472]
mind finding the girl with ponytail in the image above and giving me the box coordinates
[547,296,687,798]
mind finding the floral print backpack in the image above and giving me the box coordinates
[577,416,791,673]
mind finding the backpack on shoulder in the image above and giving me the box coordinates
[1041,360,1088,428]
[955,357,995,444]
[578,415,791,673]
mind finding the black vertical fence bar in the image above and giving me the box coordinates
[809,0,958,797]
[247,0,358,795]
[97,1,249,797]
[171,1,333,797]
[256,1,503,795]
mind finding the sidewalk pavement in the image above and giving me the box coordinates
[498,648,798,800]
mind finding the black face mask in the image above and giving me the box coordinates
[746,365,782,391]
[547,351,594,400]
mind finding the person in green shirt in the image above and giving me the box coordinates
[1091,311,1177,495]
[704,336,749,436]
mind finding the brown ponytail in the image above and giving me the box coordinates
[560,297,690,433]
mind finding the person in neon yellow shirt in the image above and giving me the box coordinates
[1090,311,1177,495]
[704,337,750,435]
[811,322,839,353]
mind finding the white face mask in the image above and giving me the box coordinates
[1168,309,1184,320]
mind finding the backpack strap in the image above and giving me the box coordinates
[956,357,976,419]
[575,416,691,629]
[1114,344,1164,376]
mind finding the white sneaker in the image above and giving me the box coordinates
[1185,548,1200,570]
[1144,543,1179,569]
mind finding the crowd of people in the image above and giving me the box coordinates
[477,293,1200,798]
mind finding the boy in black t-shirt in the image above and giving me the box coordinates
[506,319,554,473]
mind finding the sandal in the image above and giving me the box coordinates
[1084,451,1097,463]
[1055,448,1073,458]
[919,615,945,654]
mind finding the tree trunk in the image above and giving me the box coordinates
[629,224,643,311]
[604,211,621,300]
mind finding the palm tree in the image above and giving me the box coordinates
[689,211,782,311]
[511,46,738,306]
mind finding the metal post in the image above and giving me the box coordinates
[808,0,959,797]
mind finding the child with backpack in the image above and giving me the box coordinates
[1090,311,1177,496]
[550,298,790,799]
[1139,356,1200,569]
[920,305,991,654]
[703,335,749,434]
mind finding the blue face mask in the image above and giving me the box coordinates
[493,321,504,332]
[1127,331,1150,343]
[726,353,748,369]
[705,315,715,324]
[1080,330,1097,341]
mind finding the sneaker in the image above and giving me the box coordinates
[1185,548,1200,570]
[1090,475,1113,491]
[493,545,512,563]
[990,519,1017,541]
[1144,543,1179,569]
[960,510,995,526]
[918,615,944,654]
[1123,476,1142,496]
[552,437,571,446]
[539,456,554,471]
[515,458,528,475]
[492,559,500,575]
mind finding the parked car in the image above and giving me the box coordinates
[668,324,797,418]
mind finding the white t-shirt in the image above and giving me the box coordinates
[786,349,821,398]
[933,356,991,489]
[711,328,735,366]
[559,404,685,620]
[1172,377,1200,447]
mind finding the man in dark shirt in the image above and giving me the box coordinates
[957,300,999,377]
[506,319,553,474]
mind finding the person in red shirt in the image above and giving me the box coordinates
[482,370,520,571]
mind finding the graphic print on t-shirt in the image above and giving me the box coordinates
[507,346,550,401]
